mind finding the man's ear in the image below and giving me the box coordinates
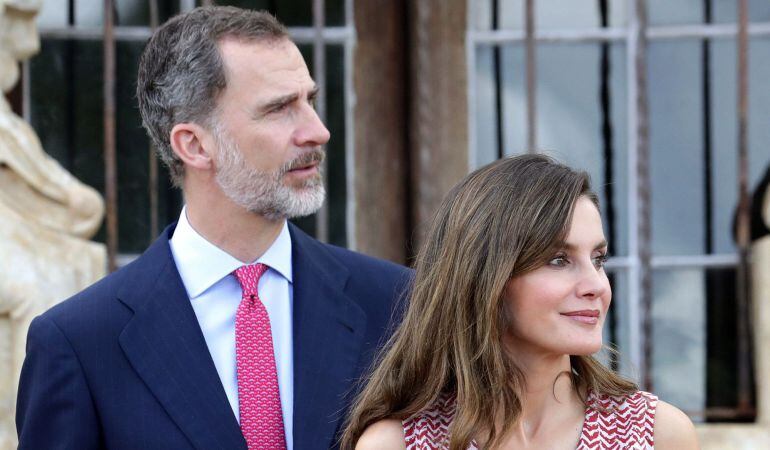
[169,122,215,171]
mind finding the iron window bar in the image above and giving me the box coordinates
[467,22,770,44]
[38,26,353,43]
[468,0,758,419]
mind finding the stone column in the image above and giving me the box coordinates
[352,0,409,263]
[408,0,469,249]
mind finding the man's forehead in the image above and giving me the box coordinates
[218,37,305,68]
[220,38,312,85]
[216,37,315,105]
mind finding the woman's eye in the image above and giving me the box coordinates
[548,255,569,267]
[593,253,609,269]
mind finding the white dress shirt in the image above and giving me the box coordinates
[169,207,294,449]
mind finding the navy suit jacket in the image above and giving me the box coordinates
[16,223,411,449]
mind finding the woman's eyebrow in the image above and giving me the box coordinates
[558,239,609,251]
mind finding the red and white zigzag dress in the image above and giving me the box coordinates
[402,390,657,449]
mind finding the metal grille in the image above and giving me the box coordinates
[466,0,767,421]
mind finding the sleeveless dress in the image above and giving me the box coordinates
[402,390,658,449]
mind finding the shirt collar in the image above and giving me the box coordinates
[169,206,293,299]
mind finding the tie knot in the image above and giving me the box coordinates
[233,263,269,297]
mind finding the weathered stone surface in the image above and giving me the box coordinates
[0,0,41,94]
[408,0,469,249]
[0,1,106,448]
[0,202,105,449]
[353,0,408,264]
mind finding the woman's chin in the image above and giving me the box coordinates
[565,341,603,356]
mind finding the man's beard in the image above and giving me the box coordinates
[212,130,326,221]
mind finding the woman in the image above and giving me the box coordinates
[341,155,698,449]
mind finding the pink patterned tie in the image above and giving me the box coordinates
[233,264,286,450]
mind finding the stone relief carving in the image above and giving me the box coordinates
[0,1,106,448]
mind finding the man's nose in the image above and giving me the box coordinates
[294,103,331,147]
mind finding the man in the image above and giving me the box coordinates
[16,6,410,450]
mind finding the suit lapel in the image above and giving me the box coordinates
[290,225,367,449]
[117,227,247,450]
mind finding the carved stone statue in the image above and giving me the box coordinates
[0,1,106,448]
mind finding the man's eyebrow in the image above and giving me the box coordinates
[259,93,299,113]
[557,239,609,251]
[257,86,320,114]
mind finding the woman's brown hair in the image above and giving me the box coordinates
[340,154,636,450]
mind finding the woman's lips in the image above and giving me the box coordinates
[560,310,600,325]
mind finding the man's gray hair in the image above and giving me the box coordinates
[136,6,288,186]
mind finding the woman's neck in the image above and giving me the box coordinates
[497,352,585,447]
[519,354,573,419]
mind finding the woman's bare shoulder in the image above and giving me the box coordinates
[355,419,407,450]
[653,400,699,450]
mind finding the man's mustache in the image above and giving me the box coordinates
[284,149,325,172]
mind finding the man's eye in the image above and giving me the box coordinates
[270,103,290,113]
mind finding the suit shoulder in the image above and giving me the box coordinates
[43,268,121,317]
[37,256,146,335]
[324,244,412,280]
[324,244,414,305]
[289,221,412,281]
[321,244,413,327]
[43,230,175,320]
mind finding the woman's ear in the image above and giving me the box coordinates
[169,122,215,171]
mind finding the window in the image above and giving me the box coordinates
[468,0,770,421]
